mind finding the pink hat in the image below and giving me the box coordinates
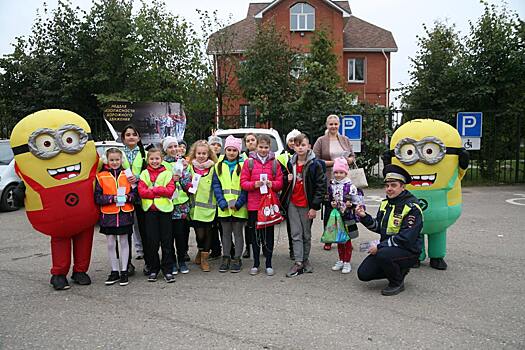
[224,135,242,153]
[333,157,349,174]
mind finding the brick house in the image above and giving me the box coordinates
[208,0,397,127]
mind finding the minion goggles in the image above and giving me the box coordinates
[12,124,92,159]
[389,137,463,166]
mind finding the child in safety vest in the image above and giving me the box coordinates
[162,137,192,275]
[329,157,364,274]
[138,148,176,283]
[240,134,283,276]
[212,136,248,273]
[95,148,137,286]
[121,124,147,274]
[188,140,218,272]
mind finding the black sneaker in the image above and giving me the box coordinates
[164,273,176,283]
[429,258,447,270]
[147,273,158,282]
[71,272,91,285]
[219,257,231,273]
[230,258,242,273]
[119,271,129,286]
[381,282,405,296]
[50,275,70,290]
[105,271,120,285]
[128,263,136,276]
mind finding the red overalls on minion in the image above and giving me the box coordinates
[10,109,99,290]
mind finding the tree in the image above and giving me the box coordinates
[399,21,466,122]
[202,10,241,127]
[287,30,356,140]
[237,24,298,125]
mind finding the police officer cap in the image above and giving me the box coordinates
[383,164,411,184]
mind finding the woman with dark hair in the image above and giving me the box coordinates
[121,124,148,275]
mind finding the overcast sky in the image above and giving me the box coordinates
[1,0,524,106]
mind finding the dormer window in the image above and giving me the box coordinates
[290,3,315,31]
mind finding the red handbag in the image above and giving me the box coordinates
[256,192,285,229]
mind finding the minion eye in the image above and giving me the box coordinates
[420,142,445,164]
[399,144,418,164]
[35,134,57,152]
[61,130,80,147]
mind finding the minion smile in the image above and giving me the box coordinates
[410,173,437,187]
[47,163,81,180]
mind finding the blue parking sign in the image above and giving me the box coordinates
[457,112,482,137]
[339,115,362,140]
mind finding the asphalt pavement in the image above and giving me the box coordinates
[0,186,524,349]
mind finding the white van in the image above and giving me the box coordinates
[214,128,284,155]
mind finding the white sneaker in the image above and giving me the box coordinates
[332,261,344,271]
[249,267,259,275]
[341,262,352,274]
[266,267,275,276]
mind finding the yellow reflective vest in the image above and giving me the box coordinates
[139,169,174,212]
[379,200,422,236]
[122,149,144,176]
[215,161,248,219]
[189,165,216,222]
[162,161,190,206]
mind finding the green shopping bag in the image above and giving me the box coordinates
[321,209,350,244]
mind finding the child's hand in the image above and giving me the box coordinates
[254,181,262,188]
[267,181,272,188]
[331,201,337,208]
[368,245,378,255]
[287,173,293,181]
[127,174,137,184]
[307,209,316,219]
[355,205,366,218]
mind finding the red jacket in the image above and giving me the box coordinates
[138,165,175,211]
[240,152,283,211]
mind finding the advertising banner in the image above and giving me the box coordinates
[103,102,186,145]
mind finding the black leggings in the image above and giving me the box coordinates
[193,222,212,252]
[248,211,274,268]
[357,247,418,287]
[172,219,190,264]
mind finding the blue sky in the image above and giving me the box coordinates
[0,0,523,106]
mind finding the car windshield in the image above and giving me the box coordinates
[218,133,278,154]
[0,143,14,165]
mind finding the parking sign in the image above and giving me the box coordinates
[457,112,482,137]
[339,115,362,140]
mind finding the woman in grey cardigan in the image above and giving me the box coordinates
[312,115,355,250]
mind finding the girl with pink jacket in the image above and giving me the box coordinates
[240,134,283,276]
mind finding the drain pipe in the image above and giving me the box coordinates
[382,49,389,106]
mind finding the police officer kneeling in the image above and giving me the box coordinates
[355,164,423,296]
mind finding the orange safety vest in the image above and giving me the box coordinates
[96,170,134,214]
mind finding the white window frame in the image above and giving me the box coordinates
[290,3,315,32]
[347,58,365,83]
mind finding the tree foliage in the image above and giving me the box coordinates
[0,0,214,141]
[237,24,298,125]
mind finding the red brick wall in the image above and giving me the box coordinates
[343,51,390,106]
[261,0,345,78]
